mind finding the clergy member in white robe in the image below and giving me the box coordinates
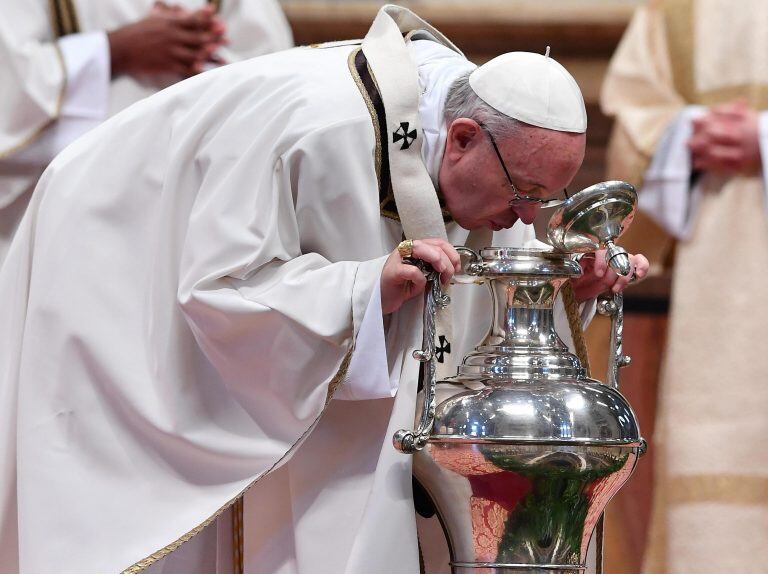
[601,1,768,572]
[0,0,293,266]
[0,5,646,574]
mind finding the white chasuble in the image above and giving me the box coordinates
[0,5,594,574]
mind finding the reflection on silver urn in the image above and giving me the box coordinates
[394,182,645,573]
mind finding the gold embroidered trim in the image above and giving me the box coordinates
[232,497,244,574]
[667,474,768,505]
[696,84,768,110]
[122,349,354,573]
[347,46,452,224]
[48,0,80,38]
[0,44,67,160]
[62,0,79,35]
[208,0,222,12]
[347,48,386,216]
[325,348,354,404]
[310,40,363,50]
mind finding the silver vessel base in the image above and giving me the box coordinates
[451,563,583,573]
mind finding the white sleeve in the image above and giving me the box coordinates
[637,105,706,240]
[757,111,768,212]
[336,280,397,401]
[4,32,110,168]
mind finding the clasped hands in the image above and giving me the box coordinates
[380,239,649,314]
[689,99,761,174]
[108,1,228,78]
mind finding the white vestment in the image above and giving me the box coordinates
[0,6,593,574]
[0,0,293,266]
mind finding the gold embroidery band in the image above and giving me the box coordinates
[49,0,80,38]
[208,0,223,12]
[667,474,768,506]
[122,349,354,573]
[347,47,397,221]
[696,84,768,110]
[347,46,453,224]
[0,45,68,160]
[232,497,244,574]
[3,1,76,159]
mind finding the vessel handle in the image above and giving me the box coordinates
[596,240,633,389]
[455,246,484,276]
[597,292,632,389]
[393,258,450,454]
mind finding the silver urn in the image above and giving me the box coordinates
[395,182,645,573]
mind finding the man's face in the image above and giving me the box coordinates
[438,119,586,230]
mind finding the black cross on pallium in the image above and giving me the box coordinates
[393,122,417,150]
[435,335,451,363]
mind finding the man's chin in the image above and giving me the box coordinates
[486,217,520,232]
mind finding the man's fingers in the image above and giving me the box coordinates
[707,125,742,146]
[171,45,200,64]
[696,145,744,172]
[397,265,427,291]
[174,28,218,47]
[611,269,632,293]
[592,252,608,278]
[410,241,451,273]
[177,7,216,31]
[419,238,462,271]
[632,254,650,281]
[410,242,443,270]
[708,145,743,165]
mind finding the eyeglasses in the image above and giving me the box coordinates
[478,123,569,208]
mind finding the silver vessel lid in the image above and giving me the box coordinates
[547,180,636,253]
[431,380,642,446]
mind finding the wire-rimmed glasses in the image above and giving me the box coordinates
[478,123,570,208]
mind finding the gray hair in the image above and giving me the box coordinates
[443,72,525,140]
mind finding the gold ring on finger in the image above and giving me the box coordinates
[397,239,414,258]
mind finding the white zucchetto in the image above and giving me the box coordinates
[469,51,587,133]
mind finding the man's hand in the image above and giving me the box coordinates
[108,2,228,78]
[688,99,761,174]
[380,239,461,315]
[571,251,649,303]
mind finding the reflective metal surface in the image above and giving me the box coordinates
[405,246,643,573]
[393,260,450,454]
[546,181,637,254]
[597,294,632,390]
[430,383,641,445]
[453,248,583,382]
[417,442,638,573]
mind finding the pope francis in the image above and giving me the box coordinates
[0,5,647,574]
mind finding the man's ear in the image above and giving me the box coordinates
[445,118,481,160]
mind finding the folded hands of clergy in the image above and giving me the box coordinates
[688,99,762,175]
[108,1,228,79]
